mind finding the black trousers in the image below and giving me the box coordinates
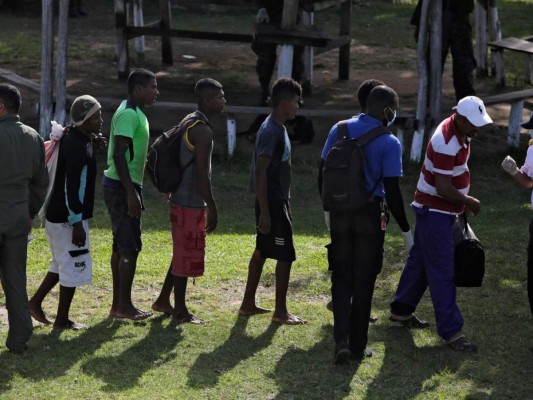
[526,219,533,317]
[330,201,385,352]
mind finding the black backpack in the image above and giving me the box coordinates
[321,121,388,212]
[146,111,210,193]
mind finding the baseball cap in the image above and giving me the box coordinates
[452,96,493,127]
[521,112,533,130]
[70,95,101,126]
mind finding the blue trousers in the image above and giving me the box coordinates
[390,206,464,340]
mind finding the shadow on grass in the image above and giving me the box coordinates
[269,324,362,400]
[365,326,461,399]
[79,314,181,391]
[0,317,120,394]
[187,316,280,388]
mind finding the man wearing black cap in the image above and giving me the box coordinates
[501,114,533,321]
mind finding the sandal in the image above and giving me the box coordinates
[447,336,478,352]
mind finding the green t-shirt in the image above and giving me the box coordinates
[104,100,150,185]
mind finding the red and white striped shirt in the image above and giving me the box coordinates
[413,114,470,214]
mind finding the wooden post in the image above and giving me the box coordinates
[115,0,129,79]
[277,0,298,78]
[54,0,69,125]
[429,0,442,135]
[133,0,145,59]
[493,48,505,86]
[338,0,352,80]
[301,10,314,85]
[475,0,488,76]
[410,0,431,162]
[159,0,173,66]
[488,0,501,76]
[40,0,54,139]
[508,101,523,147]
[227,117,236,157]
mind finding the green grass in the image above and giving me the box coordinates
[1,139,533,399]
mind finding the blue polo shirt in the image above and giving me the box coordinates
[321,113,403,198]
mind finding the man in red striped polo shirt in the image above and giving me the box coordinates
[390,96,492,352]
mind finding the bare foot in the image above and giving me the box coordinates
[151,301,174,315]
[172,312,207,324]
[238,306,272,316]
[53,319,88,330]
[114,308,153,321]
[29,304,52,325]
[272,313,307,325]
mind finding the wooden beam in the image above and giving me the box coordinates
[483,89,533,105]
[125,26,253,43]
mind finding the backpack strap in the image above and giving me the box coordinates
[335,120,350,142]
[356,124,389,146]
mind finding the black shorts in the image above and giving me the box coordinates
[103,184,143,253]
[255,199,296,262]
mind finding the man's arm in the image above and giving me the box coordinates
[255,155,271,234]
[113,135,141,218]
[28,137,49,220]
[190,124,218,233]
[435,174,480,215]
[383,177,410,232]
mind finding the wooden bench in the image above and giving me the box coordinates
[483,89,533,147]
[488,37,533,86]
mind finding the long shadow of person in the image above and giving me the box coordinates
[187,316,280,389]
[0,316,121,394]
[364,324,461,399]
[270,324,364,400]
[79,314,182,392]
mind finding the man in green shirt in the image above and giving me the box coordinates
[0,84,48,353]
[103,69,159,320]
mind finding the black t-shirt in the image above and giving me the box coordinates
[46,127,97,223]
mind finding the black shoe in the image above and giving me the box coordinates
[447,336,478,353]
[389,314,430,329]
[8,344,28,355]
[334,344,351,364]
[351,347,373,361]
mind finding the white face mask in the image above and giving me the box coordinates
[385,107,397,127]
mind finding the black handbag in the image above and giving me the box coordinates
[452,213,485,287]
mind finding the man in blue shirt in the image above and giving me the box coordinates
[321,86,412,363]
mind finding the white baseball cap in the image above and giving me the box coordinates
[452,96,493,127]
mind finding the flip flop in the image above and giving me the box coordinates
[172,313,207,324]
[271,315,307,325]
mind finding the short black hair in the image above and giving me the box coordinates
[0,83,21,114]
[271,78,302,108]
[195,78,223,102]
[357,79,385,112]
[127,69,156,95]
[366,85,399,115]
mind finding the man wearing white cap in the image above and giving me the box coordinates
[29,95,104,330]
[390,96,493,352]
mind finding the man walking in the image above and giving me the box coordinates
[0,84,48,353]
[152,78,225,323]
[103,69,159,320]
[321,85,412,364]
[239,78,306,325]
[390,96,493,352]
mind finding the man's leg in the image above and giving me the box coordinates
[449,14,476,101]
[172,275,205,324]
[239,249,270,315]
[272,260,305,324]
[54,285,86,330]
[152,263,174,315]
[0,233,32,354]
[29,271,59,324]
[115,250,151,320]
[109,249,120,316]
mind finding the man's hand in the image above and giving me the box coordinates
[256,8,269,23]
[402,230,414,252]
[257,212,271,234]
[95,133,107,149]
[465,196,481,216]
[72,222,87,248]
[502,155,519,176]
[206,207,218,234]
[127,190,142,218]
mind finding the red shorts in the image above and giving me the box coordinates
[170,205,206,277]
